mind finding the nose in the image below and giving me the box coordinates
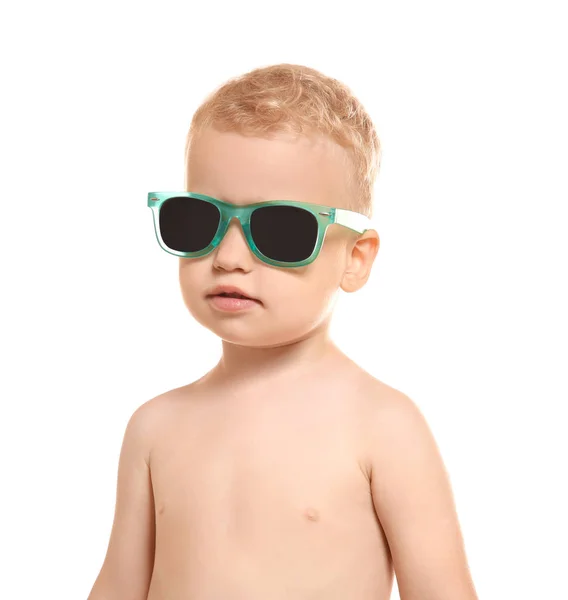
[212,217,255,271]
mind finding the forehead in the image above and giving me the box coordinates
[185,127,352,207]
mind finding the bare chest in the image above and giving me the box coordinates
[147,385,392,599]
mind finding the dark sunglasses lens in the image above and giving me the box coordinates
[251,205,318,263]
[159,196,220,253]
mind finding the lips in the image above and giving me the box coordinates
[206,285,260,303]
[218,292,247,298]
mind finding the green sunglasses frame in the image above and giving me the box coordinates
[148,191,373,268]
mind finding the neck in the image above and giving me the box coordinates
[206,326,346,392]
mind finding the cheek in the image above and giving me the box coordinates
[317,237,349,280]
[273,262,342,313]
[178,261,207,304]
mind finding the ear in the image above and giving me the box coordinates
[340,229,380,293]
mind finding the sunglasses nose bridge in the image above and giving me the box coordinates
[217,212,251,248]
[219,202,248,226]
[218,202,252,235]
[224,213,246,233]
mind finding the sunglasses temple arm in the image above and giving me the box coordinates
[333,208,373,233]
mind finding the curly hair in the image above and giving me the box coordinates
[185,63,381,218]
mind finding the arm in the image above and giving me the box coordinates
[88,401,156,600]
[368,390,479,600]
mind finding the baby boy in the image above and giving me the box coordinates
[88,63,478,600]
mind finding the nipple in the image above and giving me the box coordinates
[305,507,319,522]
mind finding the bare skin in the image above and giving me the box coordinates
[89,127,477,599]
[145,346,395,600]
[141,129,390,597]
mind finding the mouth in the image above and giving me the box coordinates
[207,292,262,312]
[206,286,262,304]
[215,292,253,300]
[207,292,260,302]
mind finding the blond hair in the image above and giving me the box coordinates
[185,63,381,218]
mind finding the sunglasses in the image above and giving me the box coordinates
[147,192,373,268]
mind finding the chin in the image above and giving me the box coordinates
[216,327,291,348]
[218,321,323,349]
[185,298,327,347]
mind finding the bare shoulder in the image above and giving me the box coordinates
[351,370,434,459]
[358,373,453,516]
[127,379,205,465]
[354,368,423,418]
[348,367,412,413]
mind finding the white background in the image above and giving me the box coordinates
[1,1,566,599]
